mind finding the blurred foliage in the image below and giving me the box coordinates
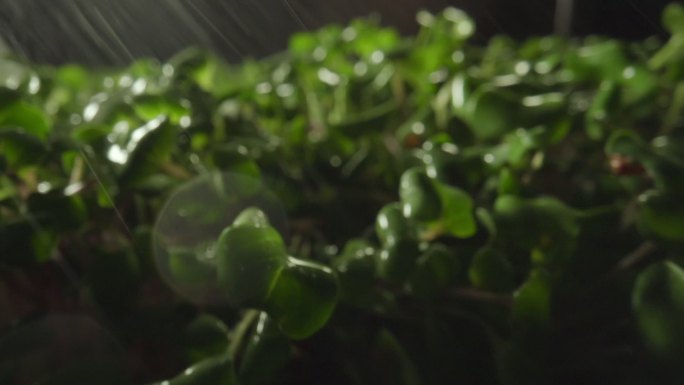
[2,4,684,385]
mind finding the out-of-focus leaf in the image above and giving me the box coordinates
[0,101,50,139]
[377,239,420,284]
[133,95,191,125]
[0,220,56,266]
[333,239,376,302]
[494,195,579,267]
[118,116,177,186]
[468,247,515,292]
[0,128,47,167]
[565,40,628,82]
[27,189,87,231]
[408,244,460,298]
[366,329,421,385]
[437,184,476,238]
[399,167,441,222]
[637,189,684,242]
[376,203,416,246]
[633,261,684,358]
[148,354,236,385]
[513,269,551,333]
[464,85,519,141]
[238,312,291,385]
[184,314,231,364]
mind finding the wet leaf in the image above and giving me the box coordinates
[266,257,339,339]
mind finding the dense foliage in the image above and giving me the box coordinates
[2,4,684,385]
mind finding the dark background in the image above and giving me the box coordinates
[0,0,676,66]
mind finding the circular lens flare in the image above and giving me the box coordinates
[153,172,287,305]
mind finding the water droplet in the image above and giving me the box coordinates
[37,182,52,193]
[256,82,272,94]
[623,66,636,79]
[83,103,100,122]
[515,61,531,75]
[276,83,295,98]
[371,50,385,64]
[329,156,342,167]
[318,68,341,86]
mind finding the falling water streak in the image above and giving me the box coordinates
[219,1,255,38]
[554,0,574,37]
[282,0,309,30]
[54,3,101,63]
[78,148,139,248]
[185,0,245,58]
[91,6,135,62]
[165,0,217,49]
[67,1,119,62]
[249,0,274,23]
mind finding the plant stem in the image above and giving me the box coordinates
[448,287,514,308]
[228,309,260,360]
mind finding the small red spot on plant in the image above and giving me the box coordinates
[609,154,646,176]
[403,133,422,148]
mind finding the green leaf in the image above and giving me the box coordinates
[26,189,87,231]
[633,261,684,358]
[266,257,339,339]
[216,221,288,307]
[606,130,647,160]
[133,95,191,125]
[238,312,292,385]
[0,87,20,105]
[498,168,521,196]
[468,247,515,292]
[328,99,398,137]
[0,128,47,167]
[565,40,628,82]
[148,354,236,385]
[638,190,684,242]
[620,65,659,106]
[289,32,318,55]
[118,117,177,186]
[211,146,261,179]
[437,184,476,238]
[512,269,551,333]
[184,314,231,364]
[168,248,217,286]
[585,81,618,140]
[376,203,416,246]
[399,167,441,221]
[377,239,421,284]
[0,102,50,139]
[494,195,579,266]
[233,207,271,228]
[464,86,519,141]
[333,239,377,302]
[663,3,684,34]
[408,244,460,298]
[366,329,422,385]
